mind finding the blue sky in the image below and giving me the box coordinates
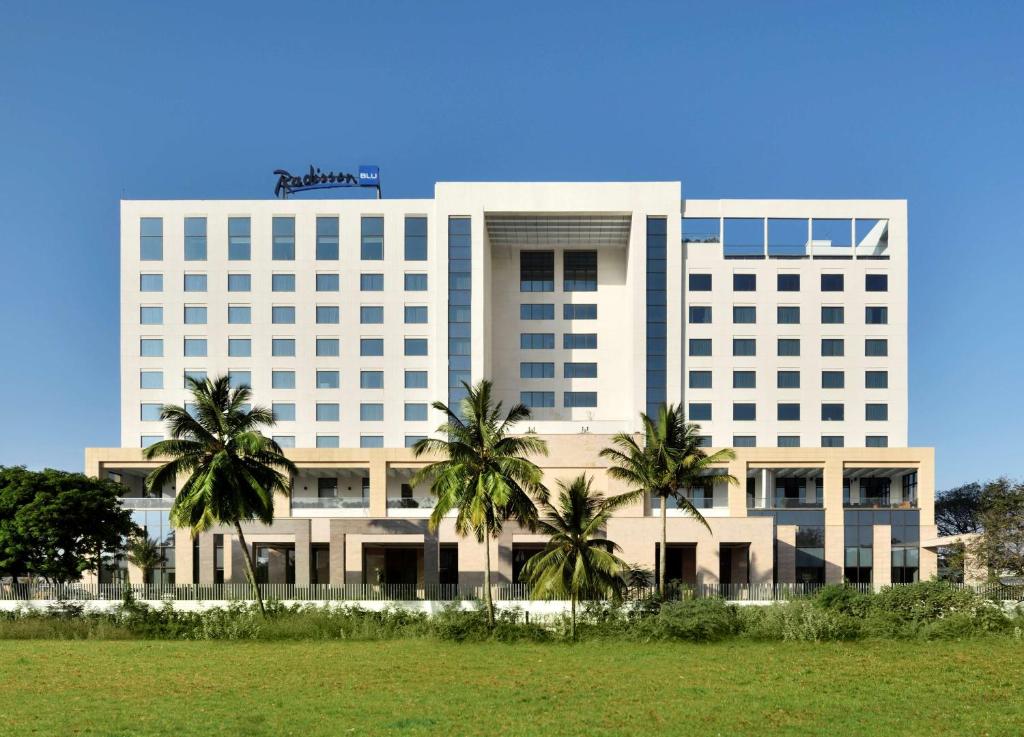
[1,2,1021,489]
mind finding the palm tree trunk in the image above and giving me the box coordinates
[483,535,494,627]
[659,495,668,598]
[234,522,266,617]
[571,593,577,641]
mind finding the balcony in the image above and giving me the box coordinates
[386,495,436,518]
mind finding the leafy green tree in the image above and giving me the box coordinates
[0,466,138,585]
[126,534,165,584]
[411,380,548,626]
[935,482,983,536]
[144,376,296,616]
[601,404,737,596]
[521,474,629,639]
[967,477,1024,579]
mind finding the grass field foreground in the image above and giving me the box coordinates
[0,639,1021,736]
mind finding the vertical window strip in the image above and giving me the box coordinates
[646,218,667,417]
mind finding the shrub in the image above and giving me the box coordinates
[737,601,860,642]
[814,584,870,616]
[633,598,739,642]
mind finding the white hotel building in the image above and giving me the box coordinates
[86,181,937,590]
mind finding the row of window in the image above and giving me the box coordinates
[520,251,598,292]
[703,436,889,449]
[140,216,429,262]
[688,337,888,357]
[521,333,598,350]
[139,434,417,449]
[520,362,598,379]
[139,304,429,326]
[688,305,889,325]
[140,369,429,390]
[688,402,890,422]
[520,391,598,408]
[139,272,429,293]
[689,369,889,390]
[690,273,887,292]
[138,337,429,358]
[520,303,597,320]
[141,401,430,423]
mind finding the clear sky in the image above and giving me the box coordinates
[1,1,1021,489]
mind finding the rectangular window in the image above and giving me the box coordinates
[565,362,598,379]
[688,273,712,291]
[689,403,712,421]
[316,436,339,449]
[316,338,339,357]
[360,403,384,421]
[520,362,555,379]
[183,370,206,387]
[228,217,251,260]
[182,338,205,357]
[866,435,889,448]
[521,391,554,408]
[777,306,800,324]
[866,370,888,389]
[689,339,712,356]
[228,305,251,324]
[405,216,428,260]
[184,273,207,292]
[405,436,426,448]
[360,435,384,449]
[688,370,712,388]
[404,338,428,356]
[227,371,250,389]
[865,306,888,324]
[404,273,427,291]
[361,216,384,260]
[821,274,844,292]
[866,403,889,421]
[404,403,428,421]
[821,306,844,324]
[360,306,384,324]
[316,403,340,421]
[273,436,295,448]
[777,403,801,421]
[139,306,163,325]
[272,306,295,324]
[822,371,845,389]
[822,403,845,421]
[316,216,339,260]
[564,251,597,291]
[182,306,206,324]
[696,436,712,448]
[361,338,384,356]
[563,303,597,320]
[271,370,295,389]
[140,217,162,260]
[316,371,340,389]
[272,217,295,260]
[866,338,888,357]
[733,403,756,421]
[683,218,720,243]
[733,274,756,291]
[564,391,597,408]
[316,273,339,292]
[866,274,888,292]
[520,251,554,292]
[360,273,384,291]
[228,338,251,357]
[404,306,428,324]
[139,274,163,292]
[140,435,163,448]
[688,306,712,323]
[778,436,800,448]
[777,370,800,388]
[360,370,384,389]
[140,370,163,389]
[733,370,756,389]
[272,338,295,357]
[733,435,756,448]
[733,306,756,324]
[272,273,295,292]
[564,333,597,349]
[272,403,296,422]
[228,273,251,292]
[140,403,162,421]
[316,306,340,324]
[777,273,800,292]
[733,338,756,356]
[521,303,555,320]
[184,217,207,260]
[521,333,555,350]
[821,338,845,357]
[822,435,844,448]
[405,370,428,388]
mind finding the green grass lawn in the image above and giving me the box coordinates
[0,639,1020,736]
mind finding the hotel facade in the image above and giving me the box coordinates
[86,181,937,590]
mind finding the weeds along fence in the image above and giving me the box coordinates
[1,581,1021,603]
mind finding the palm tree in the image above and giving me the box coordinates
[521,474,629,640]
[125,534,164,584]
[601,403,737,597]
[143,376,296,616]
[411,380,548,626]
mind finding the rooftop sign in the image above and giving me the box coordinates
[274,165,381,198]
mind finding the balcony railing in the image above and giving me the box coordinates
[119,496,174,509]
[844,498,917,510]
[291,497,369,510]
[386,496,436,509]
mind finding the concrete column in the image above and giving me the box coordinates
[423,529,440,586]
[824,526,845,584]
[917,449,936,528]
[229,535,247,583]
[345,536,364,584]
[175,531,194,584]
[760,468,772,508]
[198,532,215,585]
[273,482,291,518]
[776,525,797,584]
[293,520,311,585]
[329,521,346,586]
[695,540,719,587]
[497,528,514,585]
[873,524,892,590]
[222,534,234,582]
[368,456,387,517]
[823,458,844,526]
[727,457,747,516]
